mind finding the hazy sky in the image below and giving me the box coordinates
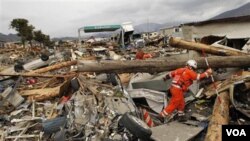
[0,0,249,37]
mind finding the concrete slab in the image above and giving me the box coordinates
[105,97,135,114]
[151,121,204,141]
[127,89,166,113]
[132,79,171,91]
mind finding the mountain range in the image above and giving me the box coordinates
[211,2,250,20]
[133,21,182,34]
[0,33,20,42]
[1,2,250,42]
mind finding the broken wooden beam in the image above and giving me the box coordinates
[77,55,250,73]
[14,123,31,141]
[0,72,76,78]
[26,60,77,74]
[5,134,40,139]
[20,80,70,102]
[205,91,230,141]
[204,75,249,98]
[169,37,248,56]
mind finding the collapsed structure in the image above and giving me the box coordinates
[1,4,250,141]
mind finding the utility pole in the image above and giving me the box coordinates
[78,29,81,47]
[147,18,149,39]
[121,28,125,48]
[146,0,150,40]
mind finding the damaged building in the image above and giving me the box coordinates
[0,40,6,48]
[182,15,250,51]
[160,12,250,52]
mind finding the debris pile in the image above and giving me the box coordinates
[0,37,250,141]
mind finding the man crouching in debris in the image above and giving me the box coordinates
[161,59,212,122]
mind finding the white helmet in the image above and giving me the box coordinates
[187,60,197,69]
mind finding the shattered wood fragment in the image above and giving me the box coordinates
[11,117,42,123]
[48,102,58,119]
[5,134,40,139]
[14,122,31,141]
[86,84,103,101]
[205,91,230,141]
[78,75,105,102]
[20,80,70,101]
[21,87,59,101]
[169,37,248,56]
[41,77,56,89]
[119,73,133,84]
[204,75,249,98]
[77,55,250,73]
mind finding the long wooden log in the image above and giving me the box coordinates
[77,55,250,73]
[205,91,230,141]
[26,60,77,74]
[169,37,248,56]
[0,73,76,78]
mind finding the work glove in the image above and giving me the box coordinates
[206,68,213,75]
[163,74,170,81]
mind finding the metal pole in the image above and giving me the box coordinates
[147,18,149,39]
[121,28,125,48]
[202,49,222,104]
[78,29,81,46]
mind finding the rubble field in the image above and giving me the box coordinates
[0,37,250,141]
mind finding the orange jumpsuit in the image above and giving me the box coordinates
[161,67,209,117]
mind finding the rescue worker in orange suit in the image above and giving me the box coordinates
[161,59,213,121]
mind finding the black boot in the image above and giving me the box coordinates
[177,115,188,122]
